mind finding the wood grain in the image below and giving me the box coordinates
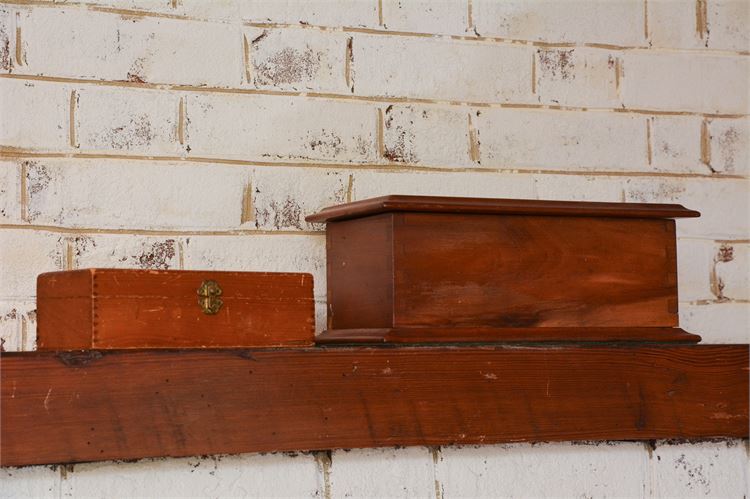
[393,213,679,328]
[306,195,701,223]
[316,327,702,344]
[2,345,746,466]
[37,269,315,349]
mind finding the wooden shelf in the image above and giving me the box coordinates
[2,343,747,467]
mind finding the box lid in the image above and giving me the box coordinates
[306,195,701,223]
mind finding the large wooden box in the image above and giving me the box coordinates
[307,195,701,343]
[37,269,315,349]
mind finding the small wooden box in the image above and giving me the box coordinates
[307,195,701,344]
[37,269,315,349]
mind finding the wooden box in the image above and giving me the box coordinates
[307,195,701,344]
[37,269,315,349]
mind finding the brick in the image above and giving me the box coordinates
[20,158,249,230]
[330,447,435,498]
[351,169,536,200]
[715,243,750,300]
[676,239,719,303]
[0,299,36,352]
[534,48,620,108]
[436,442,647,498]
[477,109,647,171]
[0,229,63,298]
[532,174,626,202]
[18,7,242,87]
[182,0,379,28]
[351,34,532,103]
[675,240,749,303]
[681,302,750,343]
[625,177,749,239]
[381,0,469,35]
[649,116,705,174]
[63,453,321,498]
[181,233,326,331]
[245,28,349,93]
[0,160,20,223]
[620,52,749,114]
[709,117,749,176]
[181,234,326,298]
[707,0,750,52]
[251,167,352,231]
[0,6,12,73]
[0,78,71,150]
[649,0,750,52]
[67,234,182,271]
[647,0,706,50]
[382,105,474,167]
[0,464,61,498]
[473,0,647,47]
[76,86,181,155]
[648,440,748,498]
[184,93,377,163]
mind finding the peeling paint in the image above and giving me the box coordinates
[254,45,320,87]
[132,240,176,270]
[537,49,575,80]
[383,105,417,163]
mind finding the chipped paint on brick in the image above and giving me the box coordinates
[383,104,417,163]
[0,9,11,71]
[254,46,320,86]
[537,49,575,80]
[132,240,176,270]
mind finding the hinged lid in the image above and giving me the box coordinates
[306,195,701,223]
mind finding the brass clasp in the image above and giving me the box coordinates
[197,280,223,315]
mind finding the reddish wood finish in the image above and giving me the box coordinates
[311,196,699,341]
[1,345,746,466]
[37,269,315,349]
[316,327,701,344]
[306,195,701,223]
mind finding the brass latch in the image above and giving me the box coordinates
[197,280,223,315]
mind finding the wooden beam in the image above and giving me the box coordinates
[2,345,747,467]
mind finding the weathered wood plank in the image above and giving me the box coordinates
[1,345,747,466]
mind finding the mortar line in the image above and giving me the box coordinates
[65,238,74,270]
[177,96,185,145]
[700,118,712,167]
[240,181,254,224]
[19,160,28,222]
[2,73,746,119]
[345,173,354,203]
[0,223,325,236]
[377,0,383,26]
[14,11,23,66]
[376,107,385,159]
[1,147,748,180]
[467,0,473,32]
[20,315,28,352]
[69,90,77,148]
[646,117,652,166]
[643,0,649,41]
[468,113,480,163]
[345,36,353,92]
[1,0,748,56]
[242,33,252,84]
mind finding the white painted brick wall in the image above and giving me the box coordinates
[620,52,749,114]
[15,7,243,87]
[351,34,532,103]
[1,0,748,496]
[473,0,647,46]
[184,93,377,163]
[245,28,350,93]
